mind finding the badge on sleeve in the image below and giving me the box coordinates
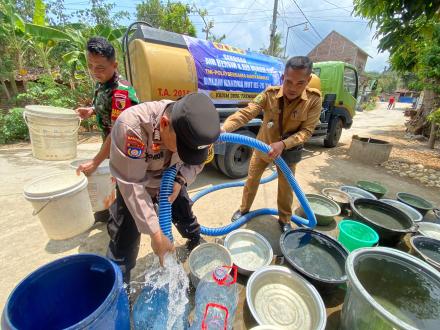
[112,90,131,122]
[125,135,145,159]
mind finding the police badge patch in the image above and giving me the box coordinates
[125,135,145,159]
[111,89,131,122]
[114,91,127,109]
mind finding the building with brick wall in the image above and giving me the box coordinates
[307,31,371,73]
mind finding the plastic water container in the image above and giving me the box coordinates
[70,159,116,212]
[1,254,130,330]
[338,220,379,252]
[23,171,94,240]
[24,105,81,160]
[191,266,238,330]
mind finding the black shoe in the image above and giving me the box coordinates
[278,220,292,233]
[231,210,248,222]
[185,238,200,252]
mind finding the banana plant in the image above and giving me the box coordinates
[24,0,71,80]
[60,23,126,85]
[0,0,29,96]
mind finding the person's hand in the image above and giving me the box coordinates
[168,182,182,203]
[268,141,285,159]
[151,231,175,267]
[76,160,99,176]
[75,107,94,120]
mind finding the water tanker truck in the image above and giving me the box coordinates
[122,22,359,178]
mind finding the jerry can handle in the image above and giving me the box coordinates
[201,303,229,330]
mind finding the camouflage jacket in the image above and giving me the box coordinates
[92,73,139,138]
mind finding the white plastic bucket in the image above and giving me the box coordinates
[70,159,116,212]
[24,105,81,161]
[23,171,94,240]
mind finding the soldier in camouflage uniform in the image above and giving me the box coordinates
[76,37,139,222]
[92,71,139,140]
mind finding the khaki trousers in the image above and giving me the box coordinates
[240,151,297,223]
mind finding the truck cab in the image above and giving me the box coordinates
[123,23,358,178]
[311,61,358,147]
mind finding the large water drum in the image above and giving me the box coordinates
[24,105,81,160]
[24,171,94,240]
[70,159,116,212]
[1,254,130,330]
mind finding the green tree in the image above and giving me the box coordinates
[0,0,30,97]
[24,0,72,79]
[45,0,70,26]
[377,71,399,94]
[354,0,440,146]
[192,5,225,42]
[260,32,284,58]
[74,0,129,28]
[12,0,34,22]
[136,0,196,36]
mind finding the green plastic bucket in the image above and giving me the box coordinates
[338,220,379,252]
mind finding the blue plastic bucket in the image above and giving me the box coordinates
[1,254,129,330]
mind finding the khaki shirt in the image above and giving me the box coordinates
[110,100,203,235]
[223,86,322,153]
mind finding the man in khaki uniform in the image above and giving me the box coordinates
[222,56,321,232]
[109,93,220,282]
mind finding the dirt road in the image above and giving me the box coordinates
[1,102,439,324]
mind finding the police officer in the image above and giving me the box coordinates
[75,37,139,222]
[222,56,322,233]
[109,93,220,281]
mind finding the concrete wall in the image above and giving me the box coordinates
[308,31,368,73]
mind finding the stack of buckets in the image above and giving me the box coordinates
[22,105,116,240]
[2,105,127,329]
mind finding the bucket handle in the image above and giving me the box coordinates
[32,198,53,216]
[23,112,82,135]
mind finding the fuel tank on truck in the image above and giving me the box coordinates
[124,23,286,105]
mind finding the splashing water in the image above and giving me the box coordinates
[131,253,190,329]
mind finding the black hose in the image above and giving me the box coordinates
[122,21,153,84]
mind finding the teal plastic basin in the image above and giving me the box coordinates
[338,220,379,252]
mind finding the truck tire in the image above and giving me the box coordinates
[216,130,256,178]
[324,117,343,148]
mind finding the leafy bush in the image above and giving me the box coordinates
[361,99,376,111]
[13,74,98,132]
[427,108,440,125]
[0,108,29,144]
[15,75,79,108]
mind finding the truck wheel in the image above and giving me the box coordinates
[324,117,343,148]
[216,130,256,178]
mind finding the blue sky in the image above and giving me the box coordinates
[62,0,389,72]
